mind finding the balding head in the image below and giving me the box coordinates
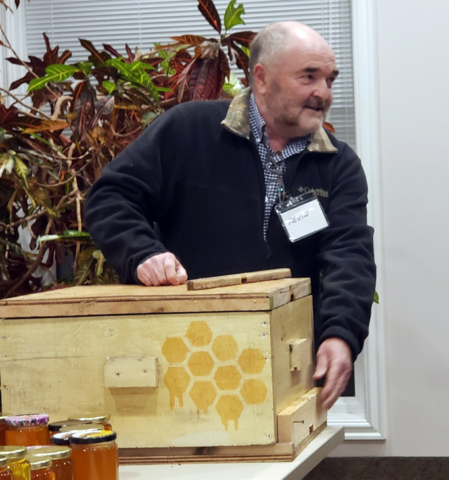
[249,22,333,86]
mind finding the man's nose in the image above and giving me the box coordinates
[313,79,332,102]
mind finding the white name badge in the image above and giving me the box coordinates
[275,192,329,242]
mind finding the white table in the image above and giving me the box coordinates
[119,426,344,480]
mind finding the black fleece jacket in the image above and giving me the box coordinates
[85,98,376,360]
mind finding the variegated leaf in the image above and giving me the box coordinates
[0,153,15,177]
[224,0,245,32]
[28,64,79,92]
[23,119,70,134]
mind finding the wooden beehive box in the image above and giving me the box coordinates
[0,278,326,461]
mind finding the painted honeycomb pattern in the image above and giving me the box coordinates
[162,320,268,431]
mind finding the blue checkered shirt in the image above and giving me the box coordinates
[248,93,311,238]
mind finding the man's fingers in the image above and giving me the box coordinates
[137,253,188,286]
[313,350,328,380]
[175,260,188,284]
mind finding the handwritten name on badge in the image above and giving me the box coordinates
[276,194,329,243]
[285,210,309,225]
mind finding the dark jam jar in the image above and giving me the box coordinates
[0,416,8,447]
[70,430,118,480]
[67,414,112,431]
[5,415,50,447]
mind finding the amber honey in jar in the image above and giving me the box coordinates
[0,415,8,447]
[5,415,50,447]
[70,430,118,480]
[67,414,112,431]
[0,446,31,480]
[48,420,91,436]
[26,447,72,480]
[0,456,13,480]
[25,457,54,480]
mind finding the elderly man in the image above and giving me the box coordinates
[85,22,376,409]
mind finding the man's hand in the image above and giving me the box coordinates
[137,252,188,286]
[313,338,352,410]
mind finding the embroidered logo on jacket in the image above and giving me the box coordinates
[298,186,329,198]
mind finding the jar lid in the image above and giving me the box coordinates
[68,413,110,424]
[26,446,71,459]
[6,414,49,427]
[0,446,27,460]
[50,432,71,446]
[0,456,8,467]
[49,419,91,432]
[70,430,117,445]
[0,413,9,425]
[26,455,52,470]
[59,423,103,433]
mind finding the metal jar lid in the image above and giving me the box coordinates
[0,446,27,461]
[68,413,110,424]
[59,423,103,433]
[48,419,91,432]
[26,446,71,459]
[26,455,52,471]
[70,430,117,445]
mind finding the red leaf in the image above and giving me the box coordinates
[103,43,122,59]
[74,83,96,141]
[170,35,207,47]
[79,39,109,65]
[230,41,249,80]
[224,31,255,48]
[15,0,20,7]
[197,0,221,34]
[125,44,135,63]
[323,122,335,133]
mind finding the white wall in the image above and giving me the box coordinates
[334,0,449,456]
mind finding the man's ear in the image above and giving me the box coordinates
[253,63,267,94]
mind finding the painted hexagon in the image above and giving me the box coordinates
[240,379,268,405]
[216,395,243,431]
[163,367,190,410]
[161,337,188,364]
[212,335,239,361]
[189,381,217,414]
[185,321,213,347]
[238,348,266,374]
[214,365,242,390]
[187,351,214,376]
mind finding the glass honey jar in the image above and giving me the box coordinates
[70,430,118,480]
[5,415,50,447]
[0,456,13,480]
[0,447,31,480]
[25,457,54,480]
[0,416,8,447]
[26,447,72,480]
[67,414,112,432]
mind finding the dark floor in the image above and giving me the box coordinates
[304,457,449,480]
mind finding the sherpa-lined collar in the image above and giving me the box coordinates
[221,88,338,154]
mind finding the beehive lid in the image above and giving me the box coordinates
[0,278,310,319]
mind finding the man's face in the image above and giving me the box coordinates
[257,40,338,139]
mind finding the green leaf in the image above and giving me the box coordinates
[28,64,79,92]
[241,46,250,57]
[224,0,245,32]
[374,291,379,304]
[0,153,15,177]
[102,80,117,94]
[38,230,92,243]
[78,61,93,76]
[13,155,29,188]
[141,111,158,128]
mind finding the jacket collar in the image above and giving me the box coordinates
[221,88,338,154]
